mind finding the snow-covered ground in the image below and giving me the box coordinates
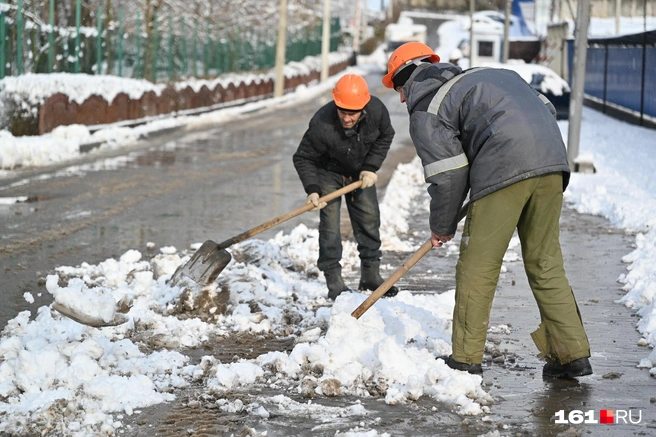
[0,15,655,437]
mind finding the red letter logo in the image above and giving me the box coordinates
[600,410,614,424]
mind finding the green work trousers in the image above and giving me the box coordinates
[452,173,591,365]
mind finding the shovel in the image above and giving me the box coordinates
[351,203,469,319]
[169,180,364,287]
[52,302,129,328]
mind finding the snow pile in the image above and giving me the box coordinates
[0,158,496,435]
[0,73,164,107]
[380,157,425,251]
[560,109,656,376]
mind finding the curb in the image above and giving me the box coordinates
[76,94,273,155]
[78,124,186,154]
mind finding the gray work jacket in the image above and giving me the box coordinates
[403,62,570,235]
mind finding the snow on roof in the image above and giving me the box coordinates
[385,16,427,42]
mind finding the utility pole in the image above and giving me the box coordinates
[502,0,511,63]
[321,0,331,82]
[567,0,591,171]
[615,0,622,34]
[274,0,288,98]
[469,0,475,67]
[362,0,367,43]
[353,0,361,52]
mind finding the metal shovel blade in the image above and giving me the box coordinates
[52,302,129,328]
[168,240,232,286]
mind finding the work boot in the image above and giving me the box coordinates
[543,357,593,379]
[324,268,350,300]
[359,261,398,297]
[437,355,483,375]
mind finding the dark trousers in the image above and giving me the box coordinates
[317,168,382,272]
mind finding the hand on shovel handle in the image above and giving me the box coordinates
[169,181,365,287]
[216,180,363,250]
[351,240,433,319]
[351,203,469,320]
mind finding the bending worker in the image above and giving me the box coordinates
[382,42,592,379]
[293,74,398,300]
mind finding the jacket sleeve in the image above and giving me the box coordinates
[361,102,395,173]
[410,111,469,235]
[293,120,325,195]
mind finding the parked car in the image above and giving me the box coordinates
[485,62,571,119]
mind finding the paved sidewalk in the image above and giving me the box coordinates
[342,185,656,436]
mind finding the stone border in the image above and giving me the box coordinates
[29,61,347,136]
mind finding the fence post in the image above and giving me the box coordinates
[602,43,608,113]
[96,7,102,74]
[152,12,159,82]
[639,1,647,126]
[118,8,123,76]
[204,21,210,77]
[235,26,241,71]
[48,0,54,73]
[193,20,198,77]
[181,17,187,76]
[0,0,5,78]
[214,25,223,76]
[16,0,23,75]
[224,29,231,73]
[136,13,142,78]
[74,0,81,73]
[168,16,173,80]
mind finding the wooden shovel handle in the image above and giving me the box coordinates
[217,180,364,250]
[351,203,470,320]
[351,239,433,319]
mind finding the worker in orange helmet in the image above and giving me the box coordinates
[293,74,398,300]
[383,42,592,379]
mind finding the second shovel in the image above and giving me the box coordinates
[169,180,364,287]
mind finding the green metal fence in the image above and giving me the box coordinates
[0,0,342,82]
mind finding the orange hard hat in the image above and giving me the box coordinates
[332,74,371,110]
[382,42,440,89]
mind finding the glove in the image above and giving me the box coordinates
[306,193,327,211]
[359,171,378,189]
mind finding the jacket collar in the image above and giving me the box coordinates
[402,63,463,113]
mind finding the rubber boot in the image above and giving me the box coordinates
[325,268,350,300]
[543,357,593,379]
[359,261,398,298]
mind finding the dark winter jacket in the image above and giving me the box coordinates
[402,62,570,235]
[293,96,395,196]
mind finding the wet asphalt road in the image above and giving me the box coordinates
[1,68,655,436]
[0,73,408,328]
